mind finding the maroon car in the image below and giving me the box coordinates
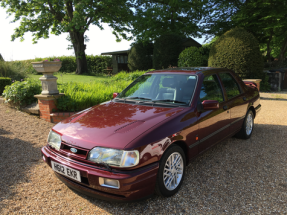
[41,68,261,202]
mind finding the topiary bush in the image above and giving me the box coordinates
[178,46,208,67]
[0,77,11,95]
[153,34,183,69]
[2,79,41,107]
[128,42,153,71]
[208,27,264,78]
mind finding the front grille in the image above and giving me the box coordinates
[59,141,89,160]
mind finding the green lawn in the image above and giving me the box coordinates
[29,73,111,83]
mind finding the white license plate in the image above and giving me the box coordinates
[51,161,81,182]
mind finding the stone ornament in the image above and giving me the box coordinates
[31,61,62,95]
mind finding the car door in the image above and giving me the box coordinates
[197,74,231,153]
[218,72,248,132]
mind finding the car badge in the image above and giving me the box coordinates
[70,148,77,153]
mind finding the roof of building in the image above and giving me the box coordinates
[101,50,129,55]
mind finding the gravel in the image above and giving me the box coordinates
[1,96,287,214]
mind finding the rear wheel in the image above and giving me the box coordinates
[155,145,186,197]
[235,109,254,139]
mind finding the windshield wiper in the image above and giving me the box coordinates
[126,96,152,100]
[152,99,187,104]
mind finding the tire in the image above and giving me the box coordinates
[235,109,254,139]
[155,145,186,197]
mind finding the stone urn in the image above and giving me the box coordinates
[31,61,62,95]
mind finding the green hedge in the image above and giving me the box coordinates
[0,77,11,95]
[19,55,112,74]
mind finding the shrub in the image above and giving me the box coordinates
[56,70,150,112]
[0,61,28,81]
[178,46,208,67]
[153,34,183,69]
[128,42,153,71]
[2,79,41,107]
[57,80,131,112]
[208,27,264,78]
[113,70,147,81]
[0,77,11,95]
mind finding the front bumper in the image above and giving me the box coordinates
[41,146,159,202]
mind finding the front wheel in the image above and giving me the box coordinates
[235,109,254,139]
[155,145,186,197]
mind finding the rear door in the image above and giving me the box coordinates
[197,74,231,153]
[218,72,248,132]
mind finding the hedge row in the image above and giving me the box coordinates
[0,77,11,95]
[17,55,112,74]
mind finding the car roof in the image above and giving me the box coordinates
[146,67,231,75]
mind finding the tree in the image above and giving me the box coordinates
[0,54,4,61]
[204,0,287,62]
[131,0,207,42]
[1,0,134,74]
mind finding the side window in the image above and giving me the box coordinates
[218,73,241,99]
[200,74,224,102]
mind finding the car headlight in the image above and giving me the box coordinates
[47,130,61,151]
[87,147,139,167]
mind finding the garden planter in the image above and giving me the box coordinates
[31,61,62,95]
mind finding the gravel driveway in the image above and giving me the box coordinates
[1,97,287,214]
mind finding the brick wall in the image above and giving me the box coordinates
[50,112,77,123]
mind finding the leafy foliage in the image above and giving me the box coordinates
[1,0,133,74]
[2,79,41,106]
[153,34,183,69]
[208,27,263,78]
[57,70,148,112]
[0,60,28,80]
[0,77,11,95]
[132,0,206,42]
[128,42,153,71]
[0,54,4,61]
[113,71,147,81]
[178,47,208,67]
[204,0,287,62]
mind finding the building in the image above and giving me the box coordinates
[101,38,201,74]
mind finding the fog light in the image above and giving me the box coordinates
[43,155,46,161]
[99,177,120,189]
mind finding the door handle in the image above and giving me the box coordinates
[243,97,246,101]
[223,105,228,110]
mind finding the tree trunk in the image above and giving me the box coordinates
[69,31,88,74]
[279,36,287,62]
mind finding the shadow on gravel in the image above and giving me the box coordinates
[65,123,287,214]
[0,129,42,212]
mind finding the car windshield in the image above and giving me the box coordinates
[116,74,197,105]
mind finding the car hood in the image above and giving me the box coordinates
[53,101,184,150]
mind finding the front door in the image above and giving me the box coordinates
[218,73,248,132]
[197,74,231,153]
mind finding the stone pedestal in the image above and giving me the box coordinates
[34,94,64,122]
[32,61,62,95]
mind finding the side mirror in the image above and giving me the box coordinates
[202,100,219,110]
[113,92,119,98]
